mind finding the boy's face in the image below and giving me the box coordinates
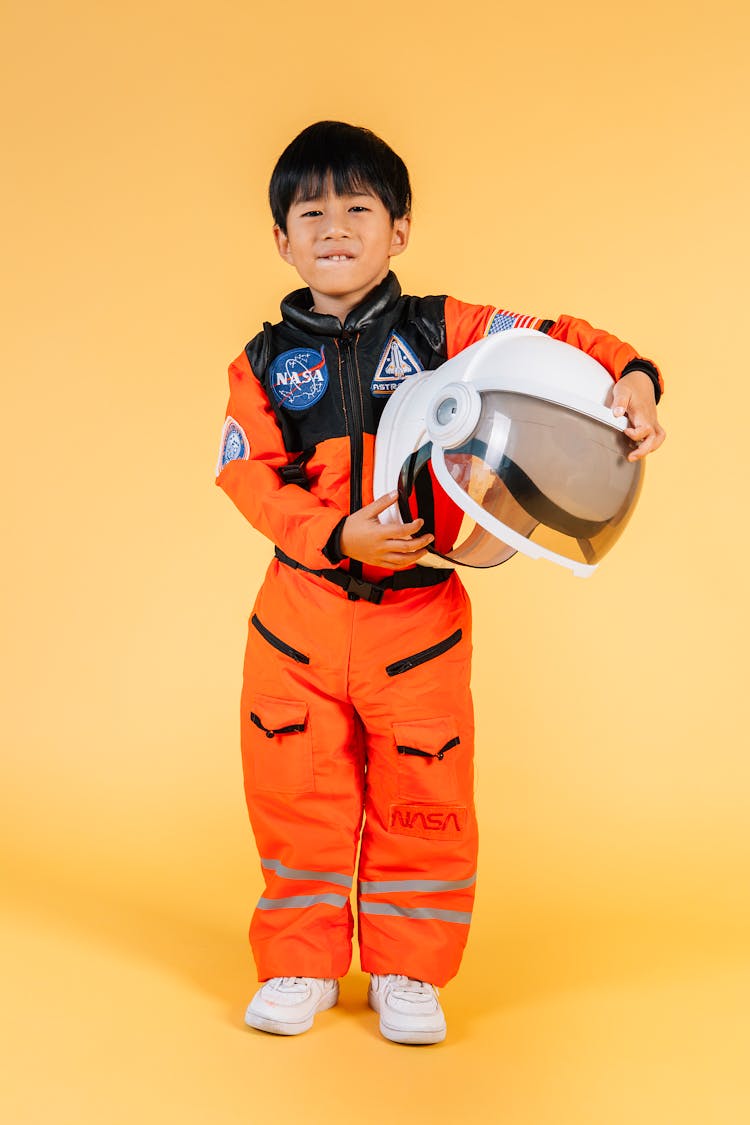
[273,184,410,318]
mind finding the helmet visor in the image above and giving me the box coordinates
[399,391,643,569]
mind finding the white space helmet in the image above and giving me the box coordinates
[372,328,644,577]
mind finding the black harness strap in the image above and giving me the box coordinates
[274,547,453,605]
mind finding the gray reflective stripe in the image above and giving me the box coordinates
[257,893,348,911]
[261,857,353,889]
[359,902,472,925]
[358,873,476,895]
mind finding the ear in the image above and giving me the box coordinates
[389,214,411,258]
[273,225,294,265]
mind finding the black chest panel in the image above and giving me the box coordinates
[245,289,448,454]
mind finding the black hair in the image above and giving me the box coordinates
[269,121,412,234]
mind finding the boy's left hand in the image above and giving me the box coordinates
[611,370,667,461]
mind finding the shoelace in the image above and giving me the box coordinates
[268,977,308,991]
[380,974,438,996]
[272,976,332,991]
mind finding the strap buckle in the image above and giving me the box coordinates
[277,448,316,490]
[342,574,385,604]
[277,464,311,488]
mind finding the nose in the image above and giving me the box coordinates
[321,200,352,238]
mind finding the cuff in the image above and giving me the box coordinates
[322,517,348,565]
[620,358,663,404]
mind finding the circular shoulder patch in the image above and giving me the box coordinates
[215,416,249,476]
[269,347,329,411]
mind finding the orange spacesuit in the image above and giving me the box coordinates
[216,272,662,985]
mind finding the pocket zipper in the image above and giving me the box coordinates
[251,614,310,664]
[397,736,460,761]
[386,629,462,677]
[250,712,306,739]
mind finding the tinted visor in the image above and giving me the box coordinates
[398,391,643,569]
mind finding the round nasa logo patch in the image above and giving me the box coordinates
[269,347,329,411]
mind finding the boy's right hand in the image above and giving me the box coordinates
[339,492,434,570]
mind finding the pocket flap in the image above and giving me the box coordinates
[392,716,460,759]
[251,694,308,735]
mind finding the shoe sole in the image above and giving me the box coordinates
[368,989,446,1045]
[245,986,339,1036]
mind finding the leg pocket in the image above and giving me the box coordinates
[392,716,460,803]
[247,695,314,793]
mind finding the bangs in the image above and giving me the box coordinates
[290,165,377,207]
[269,121,411,232]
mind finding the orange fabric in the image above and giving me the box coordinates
[217,351,347,571]
[241,561,477,987]
[549,313,664,389]
[444,297,496,358]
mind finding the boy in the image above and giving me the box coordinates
[216,121,665,1044]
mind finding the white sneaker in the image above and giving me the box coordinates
[244,976,339,1035]
[368,974,447,1044]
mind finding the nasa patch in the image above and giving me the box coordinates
[269,347,329,411]
[370,334,422,396]
[216,416,249,476]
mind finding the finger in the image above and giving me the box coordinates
[611,385,632,418]
[392,518,425,537]
[367,512,424,538]
[624,423,653,443]
[627,432,659,460]
[389,533,434,552]
[627,425,666,461]
[383,549,430,569]
[364,490,400,516]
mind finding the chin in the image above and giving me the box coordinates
[315,277,365,297]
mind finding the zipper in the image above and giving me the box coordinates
[336,332,365,581]
[385,628,463,677]
[250,712,306,739]
[251,614,310,664]
[397,736,460,761]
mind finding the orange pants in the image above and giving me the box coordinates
[240,559,478,988]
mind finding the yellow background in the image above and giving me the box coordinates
[2,0,749,1121]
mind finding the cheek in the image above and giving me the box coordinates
[288,241,315,267]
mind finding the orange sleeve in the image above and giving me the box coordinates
[549,314,664,394]
[444,297,663,396]
[215,351,345,570]
[443,297,496,357]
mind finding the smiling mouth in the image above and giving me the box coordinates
[319,254,354,261]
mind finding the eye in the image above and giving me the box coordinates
[300,209,323,218]
[349,205,370,213]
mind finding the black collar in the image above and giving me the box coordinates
[280,272,402,337]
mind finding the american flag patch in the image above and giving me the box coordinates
[486,309,543,335]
